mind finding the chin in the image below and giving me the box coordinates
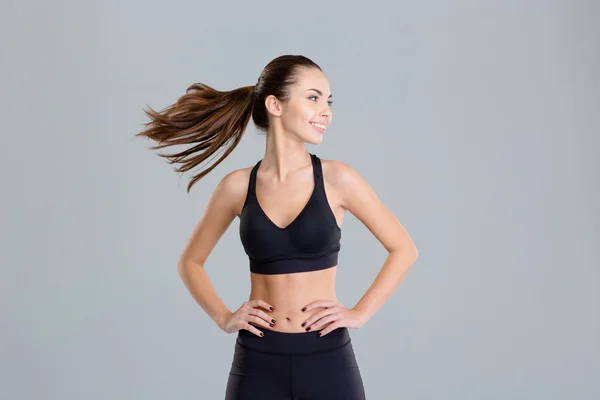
[293,130,323,145]
[303,135,323,145]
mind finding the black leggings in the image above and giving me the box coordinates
[225,327,366,399]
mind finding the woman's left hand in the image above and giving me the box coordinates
[300,300,367,337]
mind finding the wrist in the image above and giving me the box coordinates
[216,311,232,331]
[352,307,369,327]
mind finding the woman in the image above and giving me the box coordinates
[136,54,418,399]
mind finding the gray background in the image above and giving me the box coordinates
[2,0,599,399]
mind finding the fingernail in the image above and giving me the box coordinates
[306,327,311,332]
[260,332,264,337]
[271,319,276,323]
[269,323,274,327]
[318,333,322,337]
[270,306,274,311]
[301,307,306,312]
[301,322,306,327]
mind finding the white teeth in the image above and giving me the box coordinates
[311,122,326,130]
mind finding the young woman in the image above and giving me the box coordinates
[136,54,418,399]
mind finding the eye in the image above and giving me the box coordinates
[308,96,334,107]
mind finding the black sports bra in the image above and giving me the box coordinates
[239,153,341,275]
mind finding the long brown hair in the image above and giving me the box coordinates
[135,55,321,193]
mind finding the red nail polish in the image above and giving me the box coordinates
[302,307,306,312]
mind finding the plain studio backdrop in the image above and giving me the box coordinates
[2,1,598,399]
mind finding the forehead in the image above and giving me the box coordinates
[293,67,331,95]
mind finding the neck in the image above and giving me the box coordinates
[262,123,311,182]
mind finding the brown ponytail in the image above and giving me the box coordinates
[135,83,255,193]
[135,55,321,193]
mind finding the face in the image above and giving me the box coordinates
[266,67,333,144]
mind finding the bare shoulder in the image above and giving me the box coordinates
[320,158,358,182]
[219,166,251,197]
[320,158,369,209]
[217,165,253,218]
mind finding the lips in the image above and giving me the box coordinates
[310,121,327,134]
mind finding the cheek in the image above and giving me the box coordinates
[291,104,312,121]
[284,106,312,130]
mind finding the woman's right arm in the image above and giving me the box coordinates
[177,169,275,336]
[176,169,245,331]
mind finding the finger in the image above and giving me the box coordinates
[242,323,264,337]
[318,321,342,337]
[302,300,338,313]
[249,299,275,312]
[247,308,277,325]
[303,307,339,329]
[243,313,273,329]
[310,312,343,331]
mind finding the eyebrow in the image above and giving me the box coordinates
[306,88,333,98]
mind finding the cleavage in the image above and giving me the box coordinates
[255,173,315,230]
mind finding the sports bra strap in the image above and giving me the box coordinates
[249,159,260,195]
[311,153,325,192]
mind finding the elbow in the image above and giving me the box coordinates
[392,245,418,265]
[177,259,204,273]
[409,244,419,263]
[404,249,418,266]
[389,241,418,260]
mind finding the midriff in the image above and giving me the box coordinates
[248,265,338,333]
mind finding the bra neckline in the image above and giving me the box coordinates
[252,153,318,231]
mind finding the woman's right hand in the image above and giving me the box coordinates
[220,300,276,337]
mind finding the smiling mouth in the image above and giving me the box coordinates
[310,122,327,133]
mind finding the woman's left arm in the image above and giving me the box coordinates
[302,160,418,336]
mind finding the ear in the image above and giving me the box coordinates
[264,95,283,117]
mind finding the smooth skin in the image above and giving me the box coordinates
[177,67,418,338]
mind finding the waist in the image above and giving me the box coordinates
[249,270,338,333]
[237,326,351,356]
[249,252,338,275]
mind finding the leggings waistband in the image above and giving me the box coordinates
[236,327,351,356]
